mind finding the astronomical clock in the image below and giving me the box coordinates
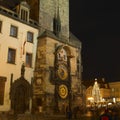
[58,84,68,99]
[56,63,69,100]
[54,46,71,111]
[56,64,68,81]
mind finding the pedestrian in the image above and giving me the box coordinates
[112,109,119,120]
[99,109,112,120]
[68,110,72,120]
[73,106,78,119]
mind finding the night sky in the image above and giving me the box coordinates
[69,1,120,82]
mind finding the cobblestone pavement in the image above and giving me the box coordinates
[1,114,67,120]
[0,113,95,120]
[0,109,120,120]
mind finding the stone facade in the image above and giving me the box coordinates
[33,31,82,114]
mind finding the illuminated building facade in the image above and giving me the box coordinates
[109,81,120,103]
[85,78,120,107]
[0,0,82,114]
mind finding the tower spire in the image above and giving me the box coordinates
[53,0,61,37]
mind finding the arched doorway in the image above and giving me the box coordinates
[10,77,32,114]
[14,85,26,114]
[10,64,32,114]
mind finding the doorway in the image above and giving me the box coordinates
[14,85,26,114]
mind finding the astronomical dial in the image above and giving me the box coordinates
[57,64,68,80]
[58,84,68,99]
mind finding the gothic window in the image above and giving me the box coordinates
[0,21,2,33]
[26,53,32,67]
[7,48,16,64]
[10,25,18,38]
[27,31,33,43]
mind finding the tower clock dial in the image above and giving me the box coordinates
[58,84,68,99]
[57,64,68,80]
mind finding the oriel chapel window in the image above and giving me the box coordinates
[26,53,32,67]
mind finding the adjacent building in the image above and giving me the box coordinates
[109,81,120,103]
[85,78,111,107]
[85,78,120,107]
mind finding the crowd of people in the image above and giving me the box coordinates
[66,105,120,120]
[99,107,119,120]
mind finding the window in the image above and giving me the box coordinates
[0,77,6,105]
[26,53,32,67]
[27,31,33,43]
[21,9,28,21]
[7,48,16,64]
[0,21,2,33]
[10,25,18,37]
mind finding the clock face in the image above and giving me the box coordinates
[58,84,68,99]
[57,64,68,80]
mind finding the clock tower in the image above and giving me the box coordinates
[32,0,83,114]
[27,0,69,39]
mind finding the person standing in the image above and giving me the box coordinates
[112,109,119,120]
[99,109,112,120]
[68,110,72,120]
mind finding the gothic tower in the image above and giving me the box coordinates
[31,0,82,114]
[27,0,69,39]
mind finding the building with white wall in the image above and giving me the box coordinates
[0,1,38,112]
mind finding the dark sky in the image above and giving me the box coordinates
[69,1,120,82]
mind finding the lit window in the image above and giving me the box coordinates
[7,48,16,64]
[10,25,18,37]
[27,31,33,43]
[26,53,32,67]
[0,21,2,33]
